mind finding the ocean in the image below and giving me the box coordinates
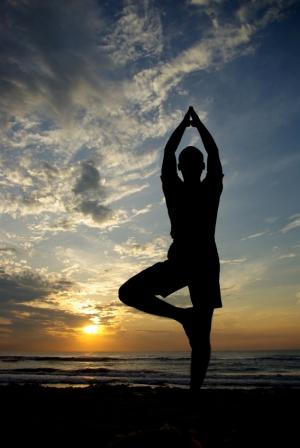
[0,350,299,389]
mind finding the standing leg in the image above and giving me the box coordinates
[189,308,214,391]
[180,306,213,390]
[182,277,215,390]
[183,264,219,390]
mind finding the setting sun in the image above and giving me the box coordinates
[82,325,99,335]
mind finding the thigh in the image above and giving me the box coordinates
[188,275,222,310]
[124,260,188,298]
[193,306,214,337]
[188,261,222,309]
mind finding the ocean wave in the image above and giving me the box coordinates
[0,355,189,363]
[0,351,299,389]
[0,367,184,378]
[1,353,299,364]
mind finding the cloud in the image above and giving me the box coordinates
[125,22,254,114]
[104,148,160,181]
[0,247,18,254]
[220,257,247,264]
[0,302,94,348]
[103,1,163,65]
[0,0,116,124]
[276,253,297,260]
[70,159,116,225]
[0,317,11,326]
[190,0,210,5]
[125,0,298,121]
[4,4,298,221]
[0,152,73,217]
[241,232,266,241]
[95,300,124,327]
[114,236,168,260]
[0,266,73,304]
[72,160,102,195]
[0,0,298,350]
[0,150,132,229]
[74,199,112,224]
[236,0,296,27]
[220,259,267,296]
[0,0,293,231]
[0,264,124,343]
[131,204,153,217]
[281,214,300,233]
[1,0,294,130]
[28,216,77,234]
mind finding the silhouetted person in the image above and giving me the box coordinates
[119,106,223,390]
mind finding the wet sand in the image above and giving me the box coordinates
[0,384,298,447]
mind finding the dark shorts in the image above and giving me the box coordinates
[126,250,222,309]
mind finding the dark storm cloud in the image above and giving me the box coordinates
[72,160,113,223]
[0,265,84,340]
[73,160,101,195]
[75,199,112,224]
[9,304,85,332]
[0,265,106,346]
[0,267,73,303]
[0,301,88,350]
[0,0,108,123]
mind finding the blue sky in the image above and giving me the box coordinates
[0,0,300,352]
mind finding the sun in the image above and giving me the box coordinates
[82,324,99,335]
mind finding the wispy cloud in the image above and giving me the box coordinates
[114,236,168,261]
[281,214,300,233]
[190,0,210,5]
[241,232,266,241]
[0,0,293,231]
[103,1,163,65]
[276,253,297,260]
[236,0,296,27]
[0,0,113,124]
[220,257,247,264]
[126,21,254,114]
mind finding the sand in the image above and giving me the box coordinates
[0,384,298,447]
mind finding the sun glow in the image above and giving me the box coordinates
[82,324,99,335]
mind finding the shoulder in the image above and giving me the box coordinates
[203,171,224,192]
[161,173,182,194]
[160,172,182,186]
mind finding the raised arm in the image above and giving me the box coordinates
[189,106,223,176]
[161,110,191,180]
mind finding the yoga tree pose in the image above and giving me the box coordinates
[119,106,223,390]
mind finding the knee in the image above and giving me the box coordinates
[118,280,138,306]
[118,282,129,305]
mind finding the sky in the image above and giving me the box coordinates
[0,0,300,353]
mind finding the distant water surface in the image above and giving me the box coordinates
[0,350,299,389]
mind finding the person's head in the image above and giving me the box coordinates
[178,146,205,182]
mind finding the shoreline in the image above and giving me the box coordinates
[1,381,299,389]
[0,384,298,447]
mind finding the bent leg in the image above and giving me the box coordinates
[118,262,187,322]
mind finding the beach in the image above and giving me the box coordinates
[0,384,298,447]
